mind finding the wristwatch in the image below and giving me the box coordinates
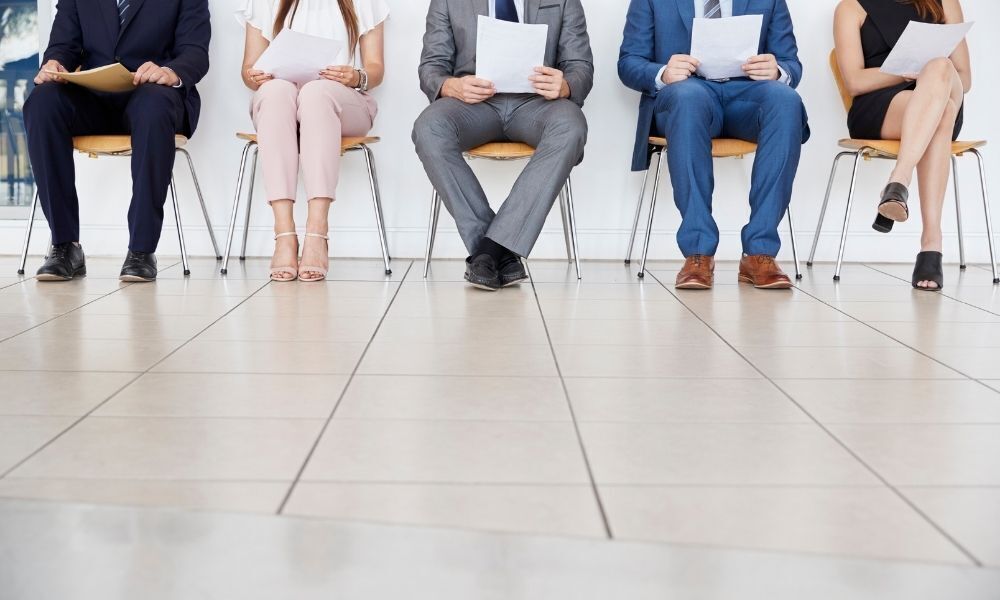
[354,68,369,92]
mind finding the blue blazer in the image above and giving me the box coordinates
[618,0,803,171]
[44,0,211,136]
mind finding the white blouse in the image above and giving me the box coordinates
[236,0,389,67]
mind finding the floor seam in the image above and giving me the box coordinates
[863,264,1000,318]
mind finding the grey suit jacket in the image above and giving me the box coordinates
[418,0,595,107]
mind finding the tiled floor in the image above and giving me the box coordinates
[1,255,1000,591]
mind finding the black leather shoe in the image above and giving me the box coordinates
[499,256,528,288]
[464,254,501,291]
[36,243,86,281]
[120,251,158,282]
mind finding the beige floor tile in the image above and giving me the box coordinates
[0,292,106,315]
[388,292,541,320]
[539,298,693,321]
[11,277,130,295]
[256,280,397,298]
[76,293,244,317]
[0,314,45,339]
[780,380,1000,423]
[117,278,266,296]
[284,482,606,537]
[375,316,549,345]
[904,487,1000,567]
[199,314,380,342]
[544,318,718,346]
[532,282,675,301]
[96,373,347,418]
[675,285,817,302]
[302,419,591,484]
[22,313,216,341]
[233,294,392,319]
[322,259,410,282]
[689,300,851,323]
[829,424,1000,485]
[0,336,181,372]
[153,340,365,374]
[831,301,1000,323]
[554,344,760,379]
[708,320,899,347]
[0,372,135,416]
[801,284,942,303]
[918,347,1000,380]
[528,262,643,284]
[0,416,75,473]
[336,375,570,421]
[359,342,557,377]
[567,378,806,423]
[579,423,876,485]
[602,486,968,564]
[803,264,913,285]
[8,417,324,480]
[0,479,287,514]
[737,346,963,380]
[868,321,1000,348]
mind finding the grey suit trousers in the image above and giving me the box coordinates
[412,93,587,258]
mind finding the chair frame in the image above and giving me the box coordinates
[17,143,219,276]
[625,141,803,281]
[422,149,582,280]
[220,137,391,275]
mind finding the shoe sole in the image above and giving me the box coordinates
[501,276,529,288]
[738,275,793,289]
[468,282,500,292]
[119,275,156,283]
[878,201,909,223]
[36,267,86,282]
[675,281,712,290]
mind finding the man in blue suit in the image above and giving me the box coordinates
[24,0,211,282]
[619,0,808,290]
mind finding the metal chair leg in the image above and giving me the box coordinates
[808,151,852,267]
[834,151,866,282]
[786,206,802,281]
[361,145,392,275]
[626,152,658,265]
[423,190,442,278]
[952,155,966,270]
[221,141,255,275]
[178,147,221,260]
[239,147,259,261]
[169,176,190,276]
[564,176,582,280]
[638,150,667,279]
[17,190,40,275]
[558,188,573,262]
[970,149,999,284]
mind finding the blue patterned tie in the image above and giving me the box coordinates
[117,0,130,25]
[496,0,518,23]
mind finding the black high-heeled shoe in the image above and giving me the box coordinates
[912,251,944,292]
[878,182,910,223]
[872,214,894,233]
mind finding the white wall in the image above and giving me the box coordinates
[5,0,999,263]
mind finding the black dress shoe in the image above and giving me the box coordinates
[499,256,528,288]
[120,251,158,282]
[464,254,501,291]
[36,243,86,281]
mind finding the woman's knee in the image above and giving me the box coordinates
[918,57,958,86]
[256,79,298,103]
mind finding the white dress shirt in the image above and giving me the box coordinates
[654,0,790,89]
[489,0,525,21]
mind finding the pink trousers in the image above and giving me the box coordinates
[251,79,377,203]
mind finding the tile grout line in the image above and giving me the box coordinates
[862,264,1000,318]
[0,271,272,480]
[526,263,615,540]
[275,260,415,515]
[644,270,985,567]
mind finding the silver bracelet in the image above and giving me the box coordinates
[354,68,369,92]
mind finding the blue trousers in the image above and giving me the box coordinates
[653,78,809,257]
[24,83,186,253]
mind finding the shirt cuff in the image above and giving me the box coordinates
[776,65,791,86]
[654,65,668,91]
[162,66,183,89]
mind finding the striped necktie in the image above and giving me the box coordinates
[703,0,721,18]
[117,0,130,25]
[496,0,518,23]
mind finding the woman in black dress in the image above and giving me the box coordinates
[834,0,972,290]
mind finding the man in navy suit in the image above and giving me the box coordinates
[24,0,211,282]
[619,0,808,290]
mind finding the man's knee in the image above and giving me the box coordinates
[412,102,458,152]
[543,103,588,152]
[126,84,182,128]
[656,79,714,124]
[758,82,805,119]
[23,83,73,123]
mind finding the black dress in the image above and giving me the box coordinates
[847,0,963,140]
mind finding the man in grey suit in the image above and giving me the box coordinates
[413,0,594,291]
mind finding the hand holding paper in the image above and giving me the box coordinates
[475,16,549,94]
[254,29,344,86]
[690,15,763,80]
[44,63,137,93]
[880,21,974,78]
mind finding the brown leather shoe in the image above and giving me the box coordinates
[675,255,715,290]
[738,255,793,289]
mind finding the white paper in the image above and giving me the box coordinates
[880,21,973,77]
[253,29,344,86]
[475,16,549,94]
[690,15,763,80]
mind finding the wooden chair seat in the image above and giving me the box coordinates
[73,135,188,157]
[648,136,758,158]
[466,142,536,159]
[235,132,380,153]
[838,138,987,158]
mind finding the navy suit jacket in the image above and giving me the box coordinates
[43,0,211,136]
[618,0,803,171]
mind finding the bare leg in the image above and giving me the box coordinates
[301,197,332,279]
[271,199,298,281]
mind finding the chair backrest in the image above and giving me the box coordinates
[829,49,854,113]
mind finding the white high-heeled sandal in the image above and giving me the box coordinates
[270,232,299,282]
[298,232,329,282]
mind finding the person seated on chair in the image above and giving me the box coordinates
[239,0,387,283]
[618,0,809,290]
[412,0,593,291]
[835,0,970,292]
[25,0,211,282]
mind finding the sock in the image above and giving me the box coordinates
[474,237,510,264]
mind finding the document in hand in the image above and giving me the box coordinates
[690,15,763,81]
[880,21,974,77]
[475,16,548,94]
[45,63,136,93]
[254,30,344,86]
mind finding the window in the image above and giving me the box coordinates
[0,0,38,210]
